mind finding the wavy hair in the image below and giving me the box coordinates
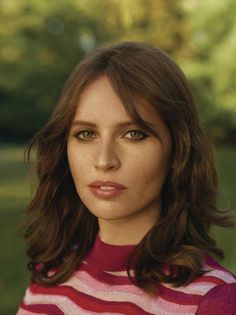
[23,41,233,296]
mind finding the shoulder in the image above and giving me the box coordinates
[195,256,236,314]
[200,255,236,285]
[196,282,236,315]
[161,255,236,312]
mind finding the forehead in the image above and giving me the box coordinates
[74,75,166,130]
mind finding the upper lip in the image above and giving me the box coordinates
[88,180,127,189]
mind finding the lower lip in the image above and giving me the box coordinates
[89,187,126,199]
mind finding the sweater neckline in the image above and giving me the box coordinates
[82,234,219,278]
[85,233,138,272]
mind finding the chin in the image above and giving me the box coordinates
[88,206,132,220]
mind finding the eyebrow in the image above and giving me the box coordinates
[71,120,156,129]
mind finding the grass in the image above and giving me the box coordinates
[0,143,235,314]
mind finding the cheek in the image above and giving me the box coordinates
[67,146,84,180]
[131,150,171,193]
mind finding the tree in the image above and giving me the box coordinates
[181,0,236,143]
[0,0,202,142]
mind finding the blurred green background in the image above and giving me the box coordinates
[0,0,235,314]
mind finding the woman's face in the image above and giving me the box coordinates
[67,75,172,243]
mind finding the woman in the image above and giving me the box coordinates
[17,41,236,314]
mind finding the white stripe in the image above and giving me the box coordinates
[16,308,47,315]
[161,282,215,295]
[23,287,110,315]
[203,264,236,283]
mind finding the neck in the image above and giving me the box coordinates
[98,207,159,245]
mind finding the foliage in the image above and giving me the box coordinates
[181,0,236,143]
[0,0,235,143]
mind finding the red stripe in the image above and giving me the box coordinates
[79,266,201,306]
[20,302,64,315]
[29,283,153,315]
[71,268,202,307]
[193,276,226,285]
[156,283,202,305]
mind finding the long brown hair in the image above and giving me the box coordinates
[23,41,233,296]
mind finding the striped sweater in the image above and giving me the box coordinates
[16,233,236,314]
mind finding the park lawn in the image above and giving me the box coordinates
[0,143,235,315]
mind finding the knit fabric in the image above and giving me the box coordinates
[16,233,236,314]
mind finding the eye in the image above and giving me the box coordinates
[73,130,95,140]
[124,130,149,141]
[72,129,149,141]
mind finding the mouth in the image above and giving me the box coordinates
[88,186,126,199]
[88,180,127,189]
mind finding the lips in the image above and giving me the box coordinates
[88,180,126,189]
[88,180,127,199]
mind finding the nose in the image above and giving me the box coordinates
[94,139,121,171]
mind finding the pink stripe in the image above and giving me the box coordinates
[20,272,199,315]
[77,266,202,305]
[161,282,215,295]
[30,283,153,315]
[205,256,236,277]
[24,290,106,315]
[77,267,224,296]
[65,270,198,314]
[80,262,138,285]
[75,268,212,296]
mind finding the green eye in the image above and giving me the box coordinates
[73,129,149,141]
[74,130,95,139]
[125,130,148,140]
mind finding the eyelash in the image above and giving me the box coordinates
[73,129,149,142]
